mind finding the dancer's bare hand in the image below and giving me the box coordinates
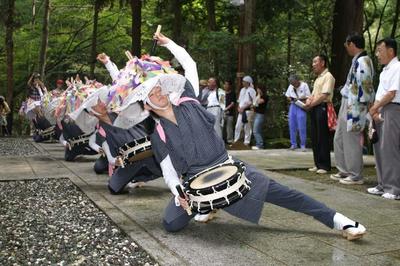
[178,195,190,210]
[154,32,170,46]
[97,53,109,64]
[115,156,124,167]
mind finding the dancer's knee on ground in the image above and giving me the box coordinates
[162,219,187,232]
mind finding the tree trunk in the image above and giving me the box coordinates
[89,0,101,78]
[131,0,141,57]
[331,0,363,87]
[287,9,292,70]
[5,0,15,135]
[391,0,400,38]
[242,0,256,75]
[172,0,182,42]
[39,0,50,79]
[206,0,219,76]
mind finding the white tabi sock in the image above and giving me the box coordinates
[333,212,356,230]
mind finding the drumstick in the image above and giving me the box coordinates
[176,185,192,215]
[150,25,162,55]
[125,50,134,61]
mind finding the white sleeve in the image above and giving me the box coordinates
[285,85,292,98]
[163,41,199,97]
[102,141,116,165]
[160,155,181,198]
[88,132,101,152]
[104,60,120,81]
[59,134,67,146]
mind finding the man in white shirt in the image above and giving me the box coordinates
[285,74,311,151]
[234,76,257,146]
[205,77,224,138]
[367,38,400,200]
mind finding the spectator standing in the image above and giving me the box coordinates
[205,77,224,138]
[0,96,10,136]
[304,55,335,174]
[52,79,65,98]
[367,38,400,200]
[27,73,47,101]
[252,85,269,149]
[331,33,375,185]
[285,74,311,151]
[223,80,236,144]
[234,75,256,146]
[198,79,210,108]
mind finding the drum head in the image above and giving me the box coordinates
[190,165,238,190]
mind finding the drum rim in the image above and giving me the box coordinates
[190,181,251,214]
[120,136,151,152]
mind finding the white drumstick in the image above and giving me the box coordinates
[155,25,162,35]
[125,50,134,61]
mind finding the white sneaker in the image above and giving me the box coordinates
[251,146,260,150]
[316,169,328,174]
[381,193,400,200]
[339,177,364,185]
[308,167,318,172]
[367,186,384,195]
[330,173,346,181]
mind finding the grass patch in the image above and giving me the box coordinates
[274,166,378,193]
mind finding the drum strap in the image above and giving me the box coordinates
[156,97,200,143]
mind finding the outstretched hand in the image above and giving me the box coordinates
[97,53,109,65]
[153,32,170,46]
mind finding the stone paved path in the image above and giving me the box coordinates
[1,139,399,265]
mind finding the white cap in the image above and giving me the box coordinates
[242,76,253,84]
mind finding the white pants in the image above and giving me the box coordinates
[224,115,234,143]
[234,110,254,145]
[207,106,223,139]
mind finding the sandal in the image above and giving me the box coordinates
[342,222,366,241]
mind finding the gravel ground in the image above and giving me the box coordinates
[0,178,158,265]
[0,138,42,156]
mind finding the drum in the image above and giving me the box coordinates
[184,162,251,214]
[118,136,153,165]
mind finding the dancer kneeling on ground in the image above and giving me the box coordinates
[125,32,366,240]
[88,98,161,194]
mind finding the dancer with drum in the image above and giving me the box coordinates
[90,103,161,194]
[121,32,366,240]
[69,66,163,194]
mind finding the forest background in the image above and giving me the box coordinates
[0,0,399,146]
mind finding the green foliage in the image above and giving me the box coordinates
[0,0,398,137]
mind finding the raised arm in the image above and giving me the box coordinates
[97,53,120,81]
[155,33,199,97]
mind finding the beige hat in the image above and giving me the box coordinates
[199,79,208,86]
